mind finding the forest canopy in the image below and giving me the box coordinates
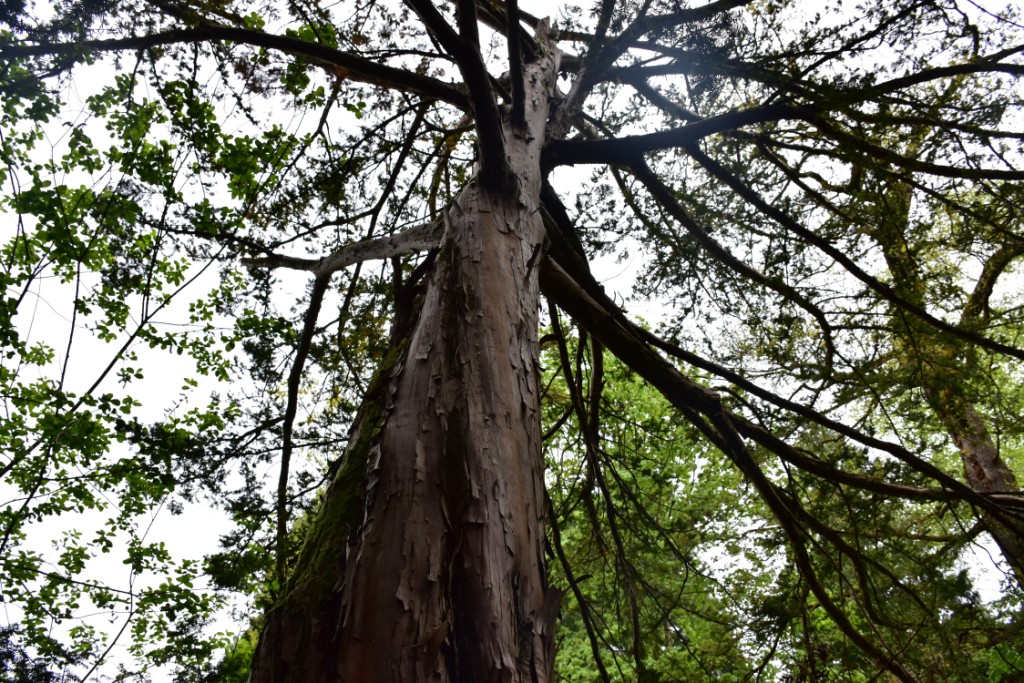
[1,0,1024,680]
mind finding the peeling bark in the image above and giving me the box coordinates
[925,387,1024,584]
[249,33,561,683]
[329,179,556,682]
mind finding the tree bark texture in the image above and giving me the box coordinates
[872,180,1024,585]
[925,386,1024,583]
[249,43,561,683]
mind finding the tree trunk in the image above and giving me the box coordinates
[871,180,1024,586]
[248,45,561,683]
[924,386,1024,584]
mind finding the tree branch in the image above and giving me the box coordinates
[242,221,443,276]
[851,49,1024,103]
[1,25,467,106]
[624,160,837,372]
[548,498,613,683]
[730,140,1024,361]
[802,112,1024,181]
[404,0,508,188]
[961,241,1024,327]
[547,0,755,135]
[506,0,526,129]
[538,257,1024,526]
[544,104,798,167]
[276,274,330,586]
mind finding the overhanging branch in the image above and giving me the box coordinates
[538,257,1024,525]
[544,104,798,167]
[624,160,838,372]
[1,25,467,106]
[242,221,443,276]
[689,141,1024,362]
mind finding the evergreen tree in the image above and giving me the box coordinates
[1,0,1023,680]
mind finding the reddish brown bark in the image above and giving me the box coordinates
[328,178,557,682]
[249,40,561,683]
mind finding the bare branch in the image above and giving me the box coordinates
[242,221,443,276]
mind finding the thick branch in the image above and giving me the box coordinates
[851,49,1024,103]
[536,183,1011,505]
[544,104,798,167]
[547,103,1024,181]
[1,26,467,105]
[506,0,526,129]
[404,0,508,187]
[242,221,443,276]
[961,241,1024,326]
[455,0,481,49]
[473,1,538,63]
[538,257,1024,525]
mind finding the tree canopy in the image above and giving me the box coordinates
[1,0,1024,680]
